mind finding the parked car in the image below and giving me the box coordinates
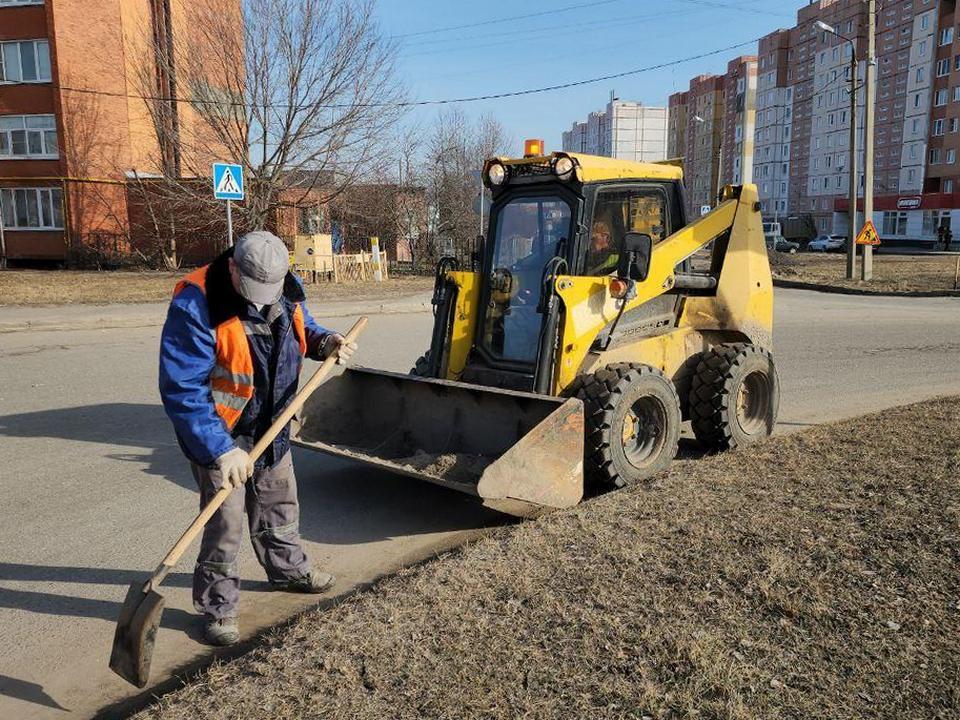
[808,234,846,252]
[767,235,800,253]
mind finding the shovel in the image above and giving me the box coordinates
[109,316,368,688]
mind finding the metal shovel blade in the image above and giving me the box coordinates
[109,580,166,688]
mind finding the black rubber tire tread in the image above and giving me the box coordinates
[571,363,682,492]
[673,352,703,421]
[689,343,780,451]
[410,351,432,377]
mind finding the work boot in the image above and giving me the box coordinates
[204,616,240,646]
[271,569,336,594]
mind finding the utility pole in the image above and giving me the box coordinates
[861,0,876,281]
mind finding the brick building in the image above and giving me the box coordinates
[664,0,958,245]
[679,74,725,216]
[0,0,237,265]
[720,55,759,187]
[667,91,688,160]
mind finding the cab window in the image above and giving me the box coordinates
[586,187,668,276]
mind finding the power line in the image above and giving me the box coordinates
[56,36,763,110]
[391,0,624,39]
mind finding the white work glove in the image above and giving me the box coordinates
[321,333,358,365]
[215,447,253,489]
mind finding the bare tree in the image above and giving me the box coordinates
[129,0,404,263]
[423,108,511,266]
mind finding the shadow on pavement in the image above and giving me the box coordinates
[0,402,189,488]
[0,674,67,712]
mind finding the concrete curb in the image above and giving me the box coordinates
[0,297,433,334]
[773,277,960,298]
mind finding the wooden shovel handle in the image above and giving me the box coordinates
[152,316,369,582]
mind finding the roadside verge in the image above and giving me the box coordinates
[774,277,960,297]
[0,293,433,334]
[134,397,960,720]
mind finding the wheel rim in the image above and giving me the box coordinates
[621,395,668,468]
[736,370,770,435]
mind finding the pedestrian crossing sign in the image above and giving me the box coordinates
[213,163,244,201]
[855,220,880,246]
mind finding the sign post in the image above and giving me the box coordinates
[855,220,880,247]
[213,163,244,247]
[370,236,383,282]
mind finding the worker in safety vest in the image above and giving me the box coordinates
[158,230,357,647]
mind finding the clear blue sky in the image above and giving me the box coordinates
[376,0,802,152]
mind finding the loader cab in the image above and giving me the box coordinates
[459,151,688,392]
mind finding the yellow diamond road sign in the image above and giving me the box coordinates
[855,220,880,246]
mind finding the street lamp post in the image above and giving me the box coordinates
[816,19,859,281]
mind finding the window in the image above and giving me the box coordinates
[586,187,667,277]
[952,118,959,132]
[882,211,908,235]
[931,147,942,163]
[941,27,954,46]
[917,67,926,82]
[0,40,51,83]
[934,118,945,135]
[946,179,955,192]
[921,15,930,31]
[948,148,956,164]
[915,93,922,108]
[920,40,928,55]
[910,144,917,159]
[922,209,950,234]
[936,89,949,106]
[0,0,45,4]
[955,86,960,102]
[0,187,63,229]
[913,118,921,133]
[0,115,57,158]
[938,58,951,76]
[908,168,916,182]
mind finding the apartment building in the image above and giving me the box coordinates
[754,30,793,219]
[663,0,952,243]
[667,91,688,160]
[562,94,669,163]
[681,74,725,216]
[0,0,236,264]
[720,55,758,187]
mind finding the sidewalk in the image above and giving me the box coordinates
[0,292,433,334]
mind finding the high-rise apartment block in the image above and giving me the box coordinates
[562,94,669,163]
[665,0,960,244]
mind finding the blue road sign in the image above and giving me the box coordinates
[213,163,244,201]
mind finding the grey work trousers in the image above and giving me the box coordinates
[190,450,310,619]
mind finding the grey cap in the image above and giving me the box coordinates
[233,231,289,304]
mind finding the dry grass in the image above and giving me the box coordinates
[770,252,960,293]
[138,399,960,720]
[0,270,432,306]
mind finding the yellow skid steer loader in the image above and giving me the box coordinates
[292,147,779,517]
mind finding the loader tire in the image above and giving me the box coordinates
[571,363,682,491]
[410,351,432,377]
[689,343,779,451]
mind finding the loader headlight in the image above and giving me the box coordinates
[487,162,507,186]
[552,156,575,181]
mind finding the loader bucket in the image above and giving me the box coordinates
[291,368,584,517]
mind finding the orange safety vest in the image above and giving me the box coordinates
[174,265,308,429]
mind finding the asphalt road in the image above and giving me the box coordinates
[1,288,959,719]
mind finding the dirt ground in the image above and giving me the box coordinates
[0,270,433,306]
[770,251,960,293]
[137,398,960,720]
